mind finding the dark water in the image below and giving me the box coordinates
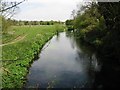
[25,32,101,88]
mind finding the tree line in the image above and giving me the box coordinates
[10,20,64,26]
[1,17,64,33]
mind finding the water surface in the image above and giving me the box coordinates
[25,32,100,88]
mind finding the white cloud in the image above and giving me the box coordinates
[12,0,83,21]
[28,0,81,3]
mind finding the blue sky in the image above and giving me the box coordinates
[6,0,82,21]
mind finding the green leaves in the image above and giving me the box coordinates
[74,3,106,47]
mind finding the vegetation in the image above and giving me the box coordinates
[73,2,107,47]
[71,1,120,88]
[2,25,64,88]
[97,2,120,60]
[73,1,120,60]
[1,17,13,34]
[65,19,74,31]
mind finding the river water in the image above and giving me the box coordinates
[25,32,101,88]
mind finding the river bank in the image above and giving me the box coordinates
[2,25,65,88]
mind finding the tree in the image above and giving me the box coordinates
[73,2,107,46]
[71,10,76,20]
[97,2,120,60]
[65,19,74,26]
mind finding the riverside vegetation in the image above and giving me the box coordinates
[66,2,120,88]
[1,25,64,88]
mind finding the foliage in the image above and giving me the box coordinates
[65,19,74,30]
[74,2,107,47]
[73,1,120,66]
[74,1,120,60]
[12,20,64,26]
[65,19,74,26]
[91,2,120,88]
[97,2,120,60]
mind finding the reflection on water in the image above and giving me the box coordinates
[25,32,101,88]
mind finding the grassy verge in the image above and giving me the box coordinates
[2,25,64,88]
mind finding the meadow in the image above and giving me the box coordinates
[1,25,64,88]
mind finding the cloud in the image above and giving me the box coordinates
[12,0,83,21]
[28,0,81,3]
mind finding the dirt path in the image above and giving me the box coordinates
[0,35,27,47]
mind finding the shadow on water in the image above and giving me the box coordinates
[70,31,120,89]
[25,31,102,88]
[93,53,120,89]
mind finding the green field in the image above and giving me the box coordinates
[1,25,64,88]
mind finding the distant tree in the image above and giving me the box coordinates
[65,20,74,26]
[47,22,50,25]
[50,20,54,25]
[24,21,29,25]
[39,21,43,25]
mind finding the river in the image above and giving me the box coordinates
[25,32,101,88]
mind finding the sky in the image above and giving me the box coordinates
[5,0,83,21]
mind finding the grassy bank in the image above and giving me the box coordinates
[2,25,64,88]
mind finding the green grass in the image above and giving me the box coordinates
[2,25,64,88]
